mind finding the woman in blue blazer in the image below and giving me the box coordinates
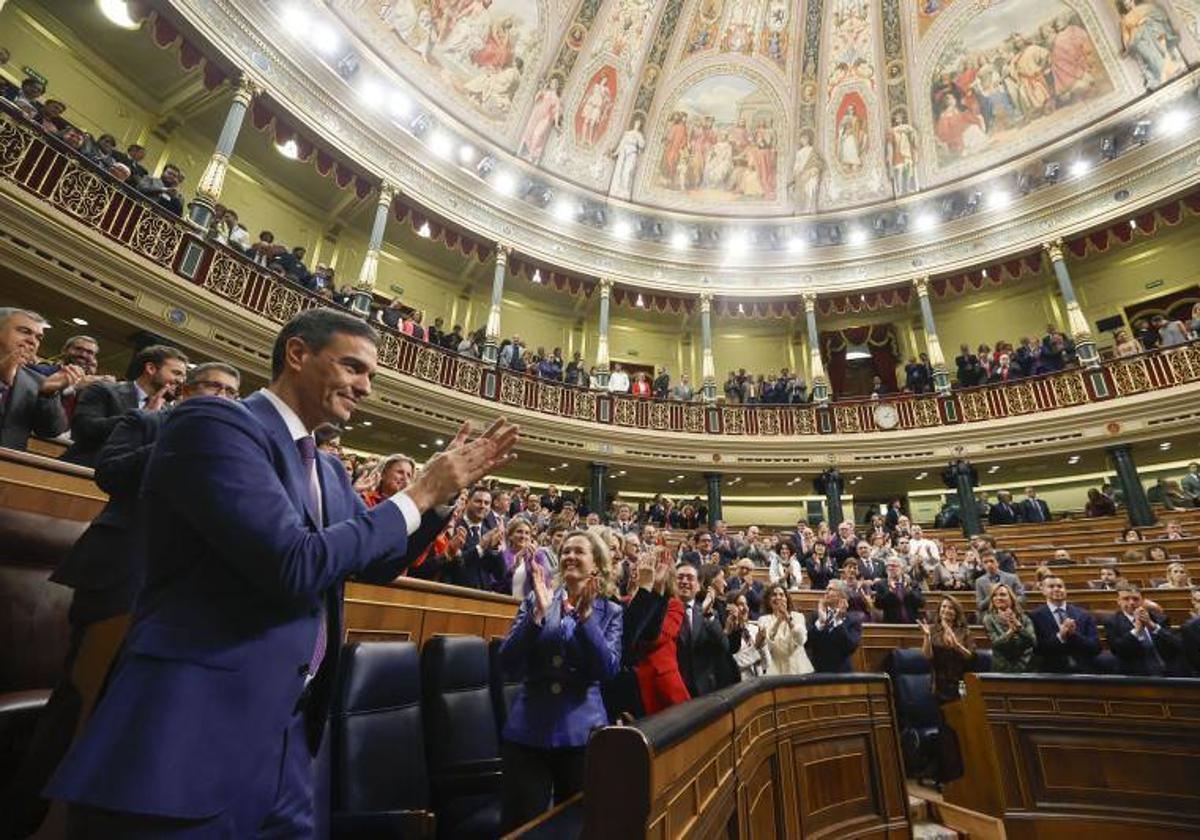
[499,528,623,831]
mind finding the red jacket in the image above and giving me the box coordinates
[634,597,691,715]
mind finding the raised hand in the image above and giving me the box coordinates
[407,418,520,512]
[635,552,655,590]
[531,562,552,621]
[37,364,84,396]
[143,382,176,412]
[652,558,670,594]
[576,574,599,624]
[917,619,932,638]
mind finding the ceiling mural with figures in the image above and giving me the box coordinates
[330,0,1198,218]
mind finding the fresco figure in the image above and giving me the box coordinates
[519,77,563,162]
[885,112,919,195]
[1116,0,1186,88]
[608,118,645,200]
[790,130,823,212]
[837,104,866,173]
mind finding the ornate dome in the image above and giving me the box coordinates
[327,0,1195,216]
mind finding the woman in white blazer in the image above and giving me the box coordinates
[755,584,814,676]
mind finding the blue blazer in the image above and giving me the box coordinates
[500,588,622,749]
[47,392,444,819]
[1029,604,1100,673]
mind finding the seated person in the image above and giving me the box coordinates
[768,542,803,591]
[1104,585,1185,676]
[1084,488,1117,517]
[982,584,1035,672]
[1088,563,1122,590]
[973,550,1026,610]
[1030,575,1101,673]
[1159,562,1194,589]
[1047,548,1074,566]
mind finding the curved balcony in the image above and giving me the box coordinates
[3,105,1200,462]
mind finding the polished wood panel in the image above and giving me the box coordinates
[0,447,105,521]
[583,677,909,839]
[945,674,1200,839]
[343,578,519,647]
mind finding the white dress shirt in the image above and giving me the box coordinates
[259,389,420,534]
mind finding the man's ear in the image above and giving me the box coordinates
[283,336,311,374]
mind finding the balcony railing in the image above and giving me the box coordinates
[4,107,1200,436]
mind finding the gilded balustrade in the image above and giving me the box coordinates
[3,107,1199,439]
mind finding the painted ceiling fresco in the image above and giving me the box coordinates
[333,0,1197,216]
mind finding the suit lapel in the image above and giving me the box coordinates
[242,392,320,530]
[118,380,140,410]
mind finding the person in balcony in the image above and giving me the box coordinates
[630,371,651,398]
[136,163,186,216]
[112,142,149,182]
[607,362,630,393]
[955,343,983,387]
[1,76,46,117]
[670,374,694,401]
[904,355,931,393]
[1154,313,1190,347]
[1113,327,1142,357]
[499,334,523,367]
[988,353,1017,383]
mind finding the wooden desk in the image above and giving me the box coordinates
[582,675,909,839]
[0,447,105,521]
[343,578,519,648]
[944,673,1200,839]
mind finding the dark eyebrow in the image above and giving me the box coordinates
[339,356,374,376]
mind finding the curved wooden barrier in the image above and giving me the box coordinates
[943,673,1200,839]
[581,674,909,839]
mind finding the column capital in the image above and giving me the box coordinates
[232,75,260,106]
[912,275,931,297]
[495,242,512,260]
[598,277,614,296]
[699,291,713,311]
[377,182,397,207]
[1042,238,1066,263]
[801,291,818,311]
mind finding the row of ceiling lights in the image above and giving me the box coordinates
[273,5,1198,258]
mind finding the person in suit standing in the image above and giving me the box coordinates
[725,558,764,619]
[2,364,242,838]
[0,307,74,450]
[61,344,189,466]
[973,551,1026,610]
[988,490,1021,526]
[755,584,814,675]
[424,484,507,590]
[873,555,925,623]
[1029,576,1100,673]
[499,529,622,831]
[805,581,863,673]
[674,562,729,698]
[1105,585,1184,677]
[48,309,519,836]
[1020,486,1051,523]
[633,557,690,715]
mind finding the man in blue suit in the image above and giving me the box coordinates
[48,309,519,836]
[2,364,242,838]
[1029,576,1100,673]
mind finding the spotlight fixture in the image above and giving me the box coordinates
[846,227,867,246]
[336,53,360,80]
[1043,161,1062,183]
[434,438,445,446]
[475,154,497,177]
[280,6,310,35]
[724,230,749,254]
[457,144,476,165]
[988,190,1012,210]
[428,131,452,158]
[388,90,413,119]
[408,112,431,135]
[417,221,432,238]
[311,22,341,57]
[1160,441,1172,450]
[491,171,516,195]
[787,235,807,252]
[913,212,937,233]
[1101,133,1120,157]
[1129,218,1138,230]
[275,138,300,160]
[635,293,645,307]
[359,79,385,109]
[1067,455,1081,464]
[737,302,745,314]
[551,199,576,222]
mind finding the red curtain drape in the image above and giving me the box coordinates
[820,324,899,396]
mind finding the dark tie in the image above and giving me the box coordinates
[1141,628,1166,674]
[1054,607,1066,625]
[0,380,9,417]
[1030,502,1043,522]
[895,583,910,623]
[296,436,326,676]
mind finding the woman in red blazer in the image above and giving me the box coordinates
[634,561,691,715]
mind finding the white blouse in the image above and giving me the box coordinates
[757,611,814,676]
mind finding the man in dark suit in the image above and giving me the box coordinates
[675,562,729,698]
[420,484,506,589]
[1030,576,1100,673]
[805,581,863,673]
[1020,486,1051,523]
[1182,588,1200,676]
[988,490,1021,525]
[61,344,189,466]
[2,364,243,837]
[28,333,114,423]
[0,308,75,450]
[725,558,764,619]
[1104,585,1184,677]
[48,309,518,835]
[872,555,924,623]
[853,542,886,581]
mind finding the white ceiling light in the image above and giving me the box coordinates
[311,22,341,56]
[360,420,372,427]
[915,472,928,480]
[846,227,867,246]
[492,171,517,195]
[358,79,384,109]
[417,221,432,238]
[670,230,689,250]
[561,462,569,468]
[989,190,1012,210]
[281,6,311,35]
[275,139,300,160]
[428,131,452,159]
[70,316,89,326]
[1160,108,1191,136]
[1067,455,1080,464]
[531,269,543,284]
[635,293,645,307]
[613,218,632,239]
[434,438,445,446]
[552,199,576,222]
[787,236,807,252]
[418,443,428,449]
[1069,159,1091,177]
[913,212,938,233]
[725,230,749,254]
[99,0,140,29]
[388,90,413,119]
[1160,441,1172,450]
[457,144,476,165]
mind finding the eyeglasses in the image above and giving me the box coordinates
[191,380,241,398]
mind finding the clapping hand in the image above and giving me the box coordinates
[1059,617,1076,638]
[917,619,932,638]
[652,556,671,595]
[407,418,520,513]
[37,364,84,396]
[143,382,176,412]
[531,562,552,622]
[576,573,600,624]
[635,552,655,590]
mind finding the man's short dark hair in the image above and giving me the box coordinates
[468,484,492,500]
[60,334,97,355]
[130,344,188,379]
[314,423,342,447]
[270,308,379,380]
[186,361,240,385]
[128,143,145,152]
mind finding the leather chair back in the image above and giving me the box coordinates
[487,637,520,736]
[886,648,939,729]
[420,635,502,839]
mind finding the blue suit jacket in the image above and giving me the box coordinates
[48,393,443,819]
[1029,604,1100,673]
[500,588,622,749]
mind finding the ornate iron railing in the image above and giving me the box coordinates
[4,106,1200,436]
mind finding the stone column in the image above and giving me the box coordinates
[818,468,845,526]
[913,277,951,395]
[1107,444,1155,528]
[1043,239,1099,368]
[482,244,509,364]
[189,76,257,229]
[699,293,716,401]
[802,292,829,404]
[350,183,396,317]
[947,460,984,538]
[588,462,607,517]
[594,278,612,388]
[704,472,723,529]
